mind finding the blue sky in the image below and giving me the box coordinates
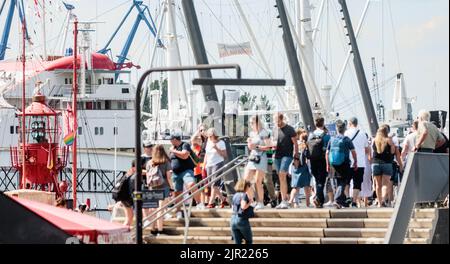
[2,0,449,128]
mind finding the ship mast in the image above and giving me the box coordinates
[166,0,188,129]
[20,16,26,189]
[72,19,78,210]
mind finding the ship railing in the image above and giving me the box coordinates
[130,155,248,243]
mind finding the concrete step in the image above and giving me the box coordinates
[407,228,432,238]
[145,235,388,244]
[323,228,387,238]
[404,238,429,244]
[161,227,325,237]
[408,218,434,228]
[189,209,331,219]
[189,208,395,219]
[163,218,328,228]
[320,237,384,244]
[366,208,395,219]
[145,235,322,244]
[326,218,390,228]
[413,209,437,219]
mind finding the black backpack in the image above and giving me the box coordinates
[308,132,326,161]
[112,174,130,202]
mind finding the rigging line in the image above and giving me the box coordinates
[87,0,130,22]
[387,0,402,73]
[333,75,396,111]
[199,0,270,77]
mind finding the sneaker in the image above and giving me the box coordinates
[345,198,353,206]
[351,202,358,208]
[220,200,230,208]
[270,200,278,208]
[276,200,290,209]
[164,213,173,220]
[333,202,342,209]
[176,211,184,220]
[206,203,216,209]
[196,203,206,210]
[313,199,323,208]
[323,201,333,208]
[255,202,265,210]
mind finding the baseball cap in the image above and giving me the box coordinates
[169,132,182,141]
[143,141,154,148]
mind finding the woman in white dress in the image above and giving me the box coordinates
[245,116,273,210]
[359,133,373,207]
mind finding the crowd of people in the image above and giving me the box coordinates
[111,109,448,244]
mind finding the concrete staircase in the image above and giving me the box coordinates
[142,208,438,244]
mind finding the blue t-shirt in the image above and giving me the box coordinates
[327,134,355,164]
[232,192,253,219]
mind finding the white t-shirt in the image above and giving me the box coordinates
[205,140,226,167]
[344,127,368,168]
[249,129,270,155]
[403,131,417,151]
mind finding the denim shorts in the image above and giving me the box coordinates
[372,163,393,177]
[274,157,293,173]
[172,170,196,192]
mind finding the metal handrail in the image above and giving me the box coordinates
[130,155,247,239]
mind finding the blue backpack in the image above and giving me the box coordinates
[328,136,347,166]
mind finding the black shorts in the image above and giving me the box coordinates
[348,167,364,190]
[121,199,133,208]
[332,162,352,181]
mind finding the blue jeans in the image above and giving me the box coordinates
[274,156,293,173]
[230,215,253,244]
[172,170,196,192]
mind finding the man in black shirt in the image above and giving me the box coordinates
[169,133,197,219]
[272,113,298,209]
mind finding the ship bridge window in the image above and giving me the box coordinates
[94,127,104,136]
[93,102,102,110]
[86,102,93,110]
[103,78,114,85]
[117,101,127,110]
[78,127,83,135]
[10,126,14,134]
[122,88,130,94]
[65,78,73,85]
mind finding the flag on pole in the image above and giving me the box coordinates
[63,132,75,146]
[218,42,253,58]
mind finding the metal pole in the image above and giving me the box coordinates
[72,19,78,210]
[181,0,218,103]
[20,19,26,189]
[42,0,47,60]
[338,0,378,136]
[135,64,241,244]
[114,113,117,185]
[275,0,315,130]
